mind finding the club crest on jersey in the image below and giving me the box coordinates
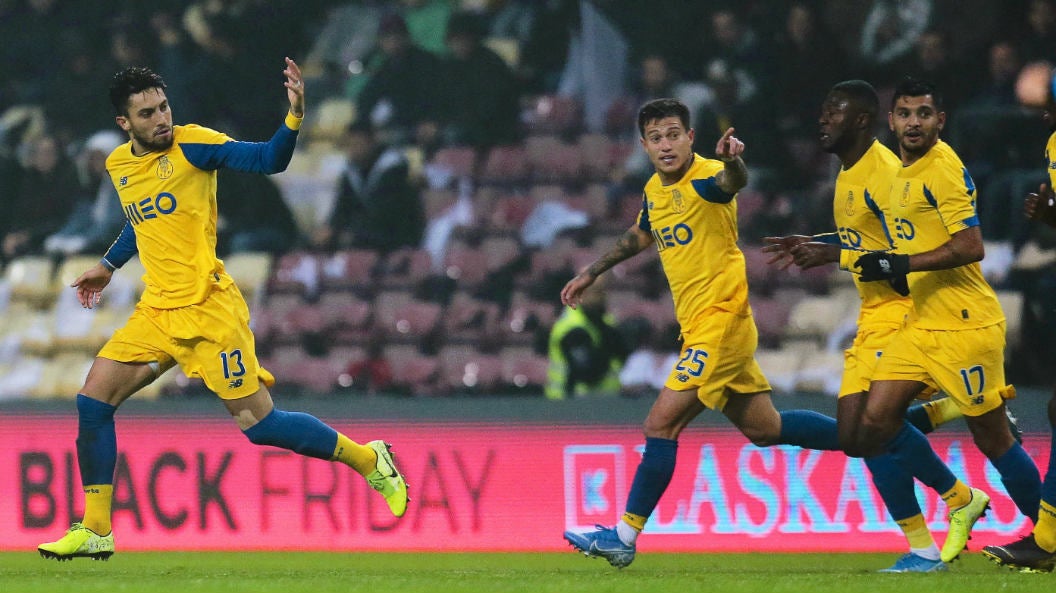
[156,155,174,179]
[900,181,911,207]
[671,188,686,213]
[845,190,855,216]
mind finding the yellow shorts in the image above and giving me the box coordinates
[839,322,937,398]
[98,283,272,399]
[663,311,771,411]
[872,321,1007,417]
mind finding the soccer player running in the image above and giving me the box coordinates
[763,79,1013,571]
[562,98,875,569]
[838,78,1041,563]
[983,68,1056,573]
[37,60,409,561]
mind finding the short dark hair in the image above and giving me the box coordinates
[830,79,879,120]
[637,98,690,137]
[891,77,944,110]
[109,67,167,116]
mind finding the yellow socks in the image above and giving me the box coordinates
[332,433,378,476]
[621,512,647,532]
[897,513,935,549]
[1035,501,1056,552]
[82,484,113,535]
[921,397,962,430]
[941,481,972,509]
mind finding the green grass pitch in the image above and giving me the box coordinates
[1,551,1051,593]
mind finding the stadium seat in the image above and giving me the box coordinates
[443,291,502,344]
[223,251,273,303]
[383,344,440,396]
[320,249,379,292]
[378,248,434,289]
[784,294,852,343]
[521,95,581,136]
[373,291,442,343]
[996,289,1024,351]
[795,349,846,395]
[318,291,374,345]
[442,244,491,289]
[6,256,55,307]
[500,346,549,393]
[754,346,805,395]
[741,245,777,294]
[437,345,503,394]
[749,295,792,348]
[431,146,479,178]
[479,144,530,186]
[499,291,559,346]
[268,251,321,297]
[577,133,613,181]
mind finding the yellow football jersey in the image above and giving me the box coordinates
[1046,131,1056,186]
[834,140,912,326]
[638,154,749,327]
[105,123,298,308]
[887,140,1003,329]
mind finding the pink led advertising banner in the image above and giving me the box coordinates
[1,415,1042,552]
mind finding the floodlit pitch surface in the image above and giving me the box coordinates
[1,552,1052,593]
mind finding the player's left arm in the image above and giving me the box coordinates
[182,58,304,175]
[714,127,747,193]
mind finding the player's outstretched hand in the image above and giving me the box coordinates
[283,57,305,117]
[762,235,812,270]
[71,263,114,309]
[560,273,595,309]
[715,127,744,162]
[854,251,909,281]
[1025,183,1056,229]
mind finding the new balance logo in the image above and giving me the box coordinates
[228,379,243,389]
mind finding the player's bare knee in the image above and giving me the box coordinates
[233,409,264,433]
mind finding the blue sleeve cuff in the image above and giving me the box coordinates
[813,232,841,245]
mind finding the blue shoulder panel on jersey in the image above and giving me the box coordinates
[863,188,897,248]
[638,193,651,232]
[962,167,976,197]
[180,124,298,173]
[961,214,980,228]
[921,184,938,209]
[690,177,734,204]
[102,221,137,268]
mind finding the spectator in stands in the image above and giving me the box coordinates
[703,7,767,101]
[1019,0,1056,63]
[216,168,299,256]
[3,133,81,264]
[545,279,626,400]
[962,41,1022,110]
[342,337,395,396]
[313,120,424,253]
[858,0,934,84]
[44,130,127,257]
[904,30,967,116]
[356,13,446,147]
[438,11,521,149]
[773,2,847,139]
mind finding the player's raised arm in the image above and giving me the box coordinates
[561,224,653,309]
[714,127,747,193]
[283,56,305,118]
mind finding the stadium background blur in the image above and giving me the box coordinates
[0,0,1055,403]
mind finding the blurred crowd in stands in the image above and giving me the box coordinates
[2,0,1056,399]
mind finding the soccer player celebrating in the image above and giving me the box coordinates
[764,80,1006,571]
[37,60,409,561]
[562,99,870,568]
[983,66,1056,573]
[840,78,1041,562]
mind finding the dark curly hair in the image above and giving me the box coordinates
[108,67,167,116]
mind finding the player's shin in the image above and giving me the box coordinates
[76,394,117,535]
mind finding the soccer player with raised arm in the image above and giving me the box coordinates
[562,98,877,569]
[840,78,1041,563]
[764,80,1002,571]
[983,67,1056,573]
[37,60,408,561]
